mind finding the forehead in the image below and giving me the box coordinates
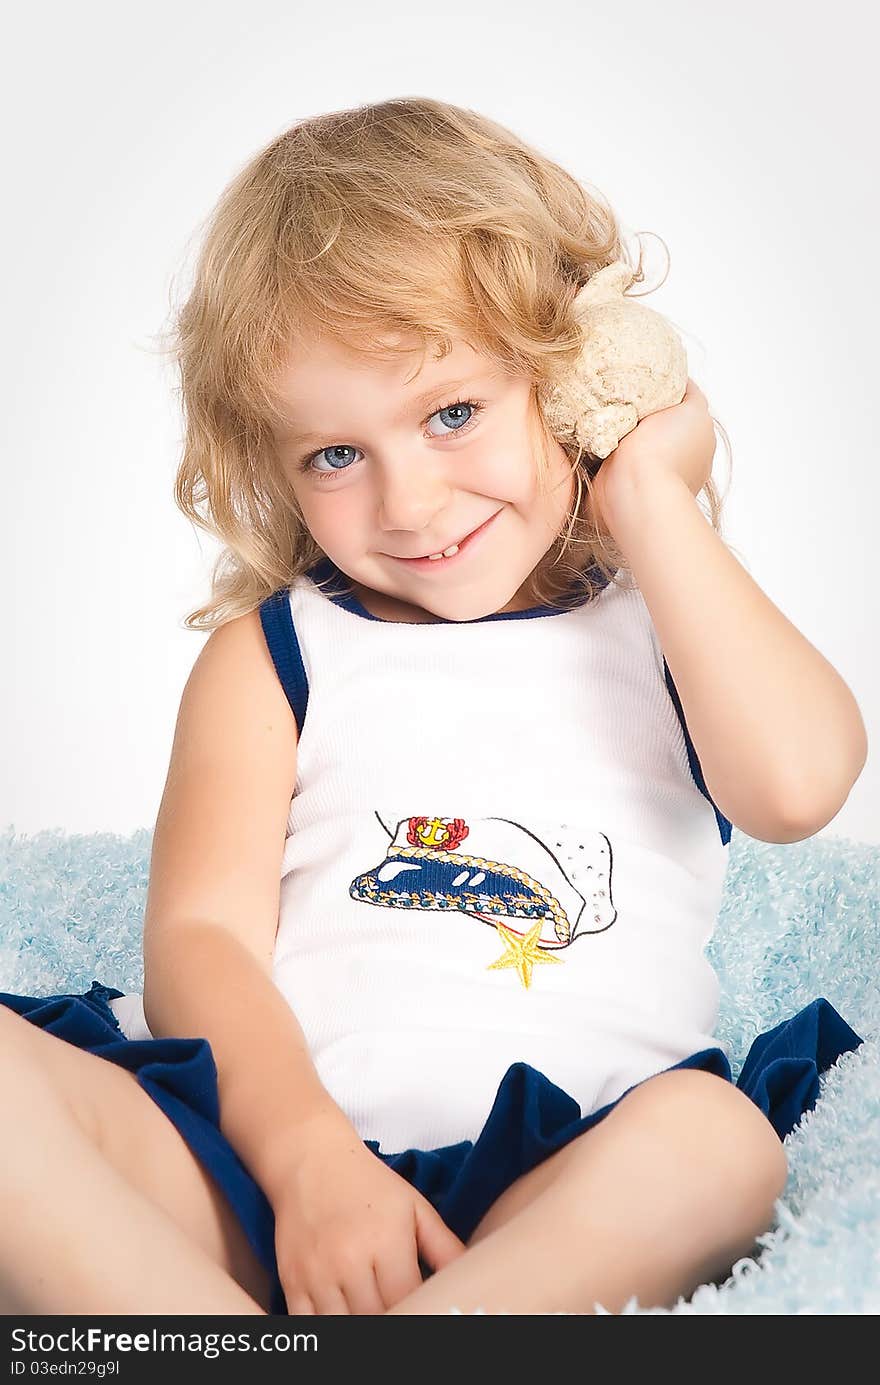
[270,331,499,427]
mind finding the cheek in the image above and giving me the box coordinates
[470,439,536,505]
[295,492,358,551]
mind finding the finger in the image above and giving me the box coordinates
[286,1289,317,1316]
[373,1236,424,1310]
[308,1282,351,1316]
[340,1262,386,1316]
[414,1199,467,1273]
[685,377,707,404]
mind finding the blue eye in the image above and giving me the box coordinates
[425,400,479,438]
[298,398,485,481]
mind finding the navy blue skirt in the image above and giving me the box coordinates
[0,980,863,1316]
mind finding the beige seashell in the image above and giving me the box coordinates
[538,260,688,460]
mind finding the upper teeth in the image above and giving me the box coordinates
[427,543,460,560]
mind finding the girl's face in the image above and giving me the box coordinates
[272,330,575,623]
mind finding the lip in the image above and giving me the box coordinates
[385,509,503,569]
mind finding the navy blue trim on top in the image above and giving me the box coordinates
[303,557,613,623]
[663,658,733,846]
[258,589,309,738]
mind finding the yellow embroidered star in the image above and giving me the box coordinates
[487,920,564,989]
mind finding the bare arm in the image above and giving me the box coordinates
[141,607,357,1206]
[602,472,868,841]
[143,920,356,1204]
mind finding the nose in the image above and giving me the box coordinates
[375,456,451,540]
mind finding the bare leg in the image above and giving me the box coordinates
[0,1061,268,1316]
[387,1069,788,1315]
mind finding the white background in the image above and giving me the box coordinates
[2,0,876,843]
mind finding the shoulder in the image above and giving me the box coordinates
[204,603,272,654]
[183,605,299,749]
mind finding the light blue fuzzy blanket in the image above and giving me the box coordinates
[1,824,877,1314]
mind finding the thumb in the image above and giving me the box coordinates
[414,1198,467,1273]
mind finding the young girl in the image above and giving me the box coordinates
[0,97,867,1318]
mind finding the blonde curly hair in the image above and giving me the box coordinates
[157,96,731,630]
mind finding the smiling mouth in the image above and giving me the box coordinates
[384,510,503,567]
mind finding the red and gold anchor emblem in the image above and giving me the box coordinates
[407,816,470,851]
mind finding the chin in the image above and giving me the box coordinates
[427,578,533,621]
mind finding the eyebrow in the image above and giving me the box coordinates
[276,377,481,446]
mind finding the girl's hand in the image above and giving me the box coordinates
[588,377,717,537]
[269,1111,466,1314]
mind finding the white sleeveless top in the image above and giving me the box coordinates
[113,559,732,1153]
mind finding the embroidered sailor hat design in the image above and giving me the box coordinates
[349,812,617,988]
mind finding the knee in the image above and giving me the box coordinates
[0,1002,38,1063]
[0,1006,59,1099]
[623,1068,788,1215]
